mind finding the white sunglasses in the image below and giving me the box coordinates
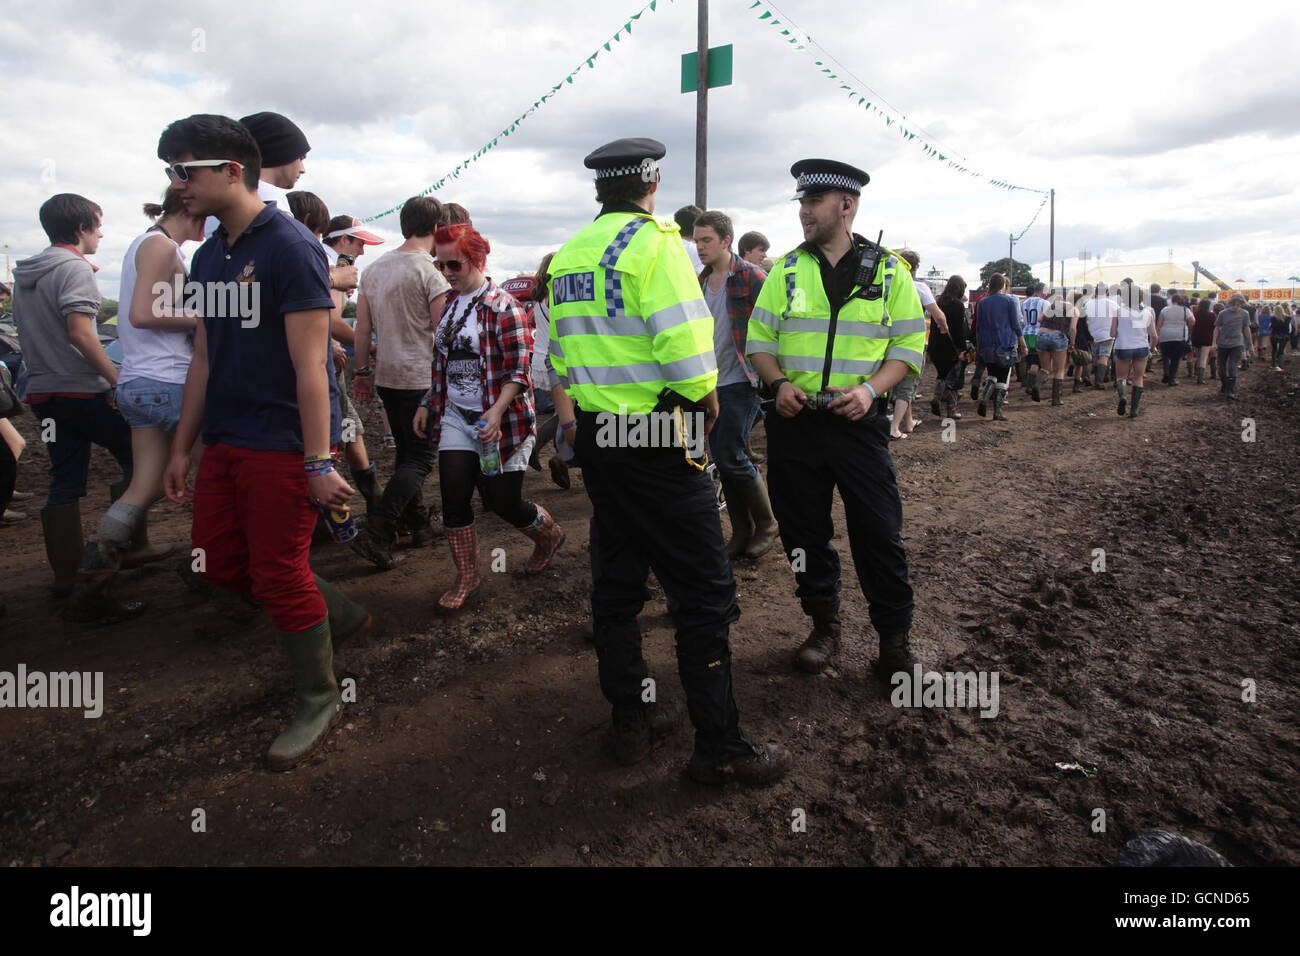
[164,159,238,182]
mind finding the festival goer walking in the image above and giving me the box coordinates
[1192,296,1216,382]
[974,274,1027,421]
[1084,282,1119,389]
[63,193,207,623]
[1212,294,1253,400]
[929,275,969,418]
[1020,282,1049,401]
[1111,281,1158,418]
[550,137,789,783]
[412,223,563,611]
[1257,306,1273,363]
[1270,306,1291,368]
[891,249,947,438]
[1036,286,1077,406]
[1156,293,1195,386]
[159,114,370,771]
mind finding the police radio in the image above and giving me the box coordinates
[853,230,885,300]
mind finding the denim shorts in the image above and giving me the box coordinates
[1090,339,1114,359]
[440,403,534,471]
[1114,347,1150,361]
[116,377,184,432]
[1036,330,1069,352]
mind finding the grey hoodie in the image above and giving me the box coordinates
[11,246,108,395]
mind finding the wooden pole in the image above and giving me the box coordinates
[1048,188,1055,285]
[695,0,708,209]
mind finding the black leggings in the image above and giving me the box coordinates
[0,434,15,515]
[439,450,538,530]
[1273,337,1287,365]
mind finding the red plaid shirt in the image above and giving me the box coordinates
[698,254,767,387]
[426,280,536,463]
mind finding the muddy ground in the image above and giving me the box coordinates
[1,360,1297,867]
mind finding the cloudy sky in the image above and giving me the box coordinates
[3,0,1298,300]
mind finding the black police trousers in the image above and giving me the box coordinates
[765,406,914,637]
[575,410,744,758]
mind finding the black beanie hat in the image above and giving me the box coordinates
[238,111,310,168]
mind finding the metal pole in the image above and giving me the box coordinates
[1008,233,1013,280]
[695,0,708,209]
[1048,189,1055,286]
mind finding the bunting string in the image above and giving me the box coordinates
[362,0,673,222]
[748,0,1048,198]
[1012,192,1050,243]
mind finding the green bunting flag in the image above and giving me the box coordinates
[747,0,1047,200]
[362,0,673,222]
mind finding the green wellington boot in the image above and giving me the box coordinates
[266,619,343,771]
[314,574,372,650]
[1130,385,1144,418]
[40,502,84,598]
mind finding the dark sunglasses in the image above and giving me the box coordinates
[435,259,464,273]
[164,159,235,182]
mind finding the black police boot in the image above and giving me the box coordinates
[794,600,840,673]
[610,699,679,766]
[687,732,793,786]
[873,630,915,682]
[350,516,400,571]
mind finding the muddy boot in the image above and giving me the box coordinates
[1027,368,1041,401]
[929,379,944,417]
[992,387,1009,421]
[873,629,915,682]
[687,733,792,786]
[349,515,399,571]
[740,474,777,560]
[1072,376,1082,394]
[438,523,481,612]
[977,377,992,417]
[61,538,145,625]
[1116,380,1128,416]
[40,502,84,598]
[314,574,371,650]
[519,504,565,574]
[108,480,176,569]
[1209,354,1217,379]
[1196,366,1206,384]
[1051,378,1064,406]
[944,401,961,420]
[351,464,380,516]
[721,481,752,559]
[610,700,679,766]
[794,600,840,673]
[1129,385,1144,419]
[266,618,343,771]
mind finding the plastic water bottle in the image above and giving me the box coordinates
[477,420,501,476]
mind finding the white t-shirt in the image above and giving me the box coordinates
[117,231,193,385]
[682,239,703,275]
[203,181,294,237]
[1157,303,1193,343]
[440,282,489,412]
[913,280,936,308]
[1084,296,1119,342]
[530,299,552,392]
[1115,306,1154,350]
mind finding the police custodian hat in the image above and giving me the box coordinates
[790,158,870,199]
[584,138,666,180]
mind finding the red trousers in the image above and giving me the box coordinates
[192,443,325,633]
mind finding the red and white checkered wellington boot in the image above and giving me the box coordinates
[437,523,481,613]
[519,505,565,575]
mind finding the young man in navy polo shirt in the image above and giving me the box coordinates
[159,114,369,771]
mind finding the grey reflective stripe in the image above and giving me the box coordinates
[750,305,780,331]
[779,355,882,376]
[606,271,625,317]
[884,346,925,368]
[746,339,778,355]
[566,362,664,386]
[782,252,799,320]
[554,313,649,338]
[599,218,649,269]
[548,336,564,359]
[780,317,891,339]
[888,317,927,336]
[646,298,710,338]
[880,257,896,327]
[660,351,716,382]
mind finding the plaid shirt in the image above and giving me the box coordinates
[698,254,766,388]
[425,280,535,463]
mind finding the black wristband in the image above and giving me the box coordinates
[769,377,791,391]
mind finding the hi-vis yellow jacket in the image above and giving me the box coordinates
[548,211,717,414]
[745,242,926,394]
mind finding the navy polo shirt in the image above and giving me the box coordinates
[190,201,341,451]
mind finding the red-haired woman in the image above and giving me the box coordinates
[413,224,564,611]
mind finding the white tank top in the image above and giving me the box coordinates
[118,230,194,385]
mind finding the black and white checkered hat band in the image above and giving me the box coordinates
[796,172,863,192]
[595,158,660,179]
